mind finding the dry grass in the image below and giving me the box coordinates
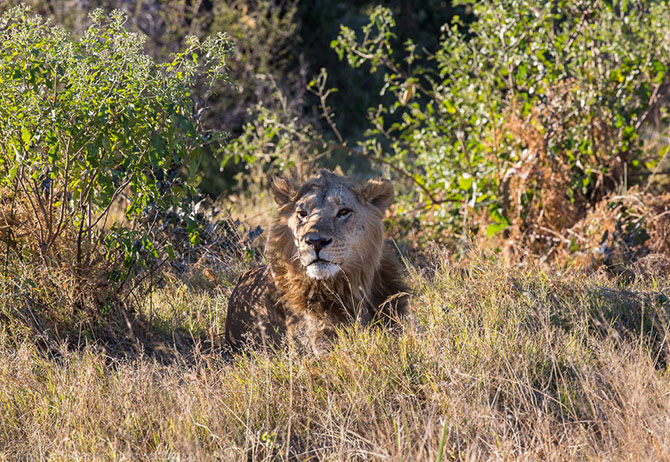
[1,251,670,461]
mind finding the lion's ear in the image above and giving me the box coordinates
[271,177,296,206]
[363,178,394,211]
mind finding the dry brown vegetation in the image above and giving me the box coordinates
[2,249,670,460]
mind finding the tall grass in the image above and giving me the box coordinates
[1,253,669,460]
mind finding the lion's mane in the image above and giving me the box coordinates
[225,170,409,353]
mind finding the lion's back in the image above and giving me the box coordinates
[224,266,287,350]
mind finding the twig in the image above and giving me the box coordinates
[16,167,45,246]
[309,64,458,206]
[3,178,19,277]
[313,141,459,205]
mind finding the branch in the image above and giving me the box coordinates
[313,141,459,205]
[307,68,456,206]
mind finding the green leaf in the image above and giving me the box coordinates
[20,127,31,147]
[189,230,200,246]
[458,175,473,190]
[486,222,508,237]
[165,243,175,261]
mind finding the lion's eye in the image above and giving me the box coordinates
[297,210,307,218]
[337,208,352,217]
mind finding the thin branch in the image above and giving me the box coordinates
[3,178,19,276]
[46,136,72,252]
[312,140,458,205]
[16,167,46,246]
[86,178,132,234]
[308,69,345,144]
[636,82,662,132]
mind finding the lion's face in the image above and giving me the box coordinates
[289,181,368,280]
[271,170,394,280]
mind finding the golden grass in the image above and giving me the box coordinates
[1,253,670,460]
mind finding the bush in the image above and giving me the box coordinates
[0,6,231,273]
[0,5,233,344]
[329,1,670,247]
[231,0,670,262]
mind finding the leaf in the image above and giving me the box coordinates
[165,243,175,261]
[150,134,167,166]
[458,175,473,190]
[21,127,31,147]
[86,142,100,167]
[486,222,508,237]
[189,230,200,246]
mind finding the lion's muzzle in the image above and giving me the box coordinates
[303,233,333,253]
[300,232,342,279]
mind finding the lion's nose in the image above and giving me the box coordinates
[304,234,333,253]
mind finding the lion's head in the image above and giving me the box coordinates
[268,169,394,283]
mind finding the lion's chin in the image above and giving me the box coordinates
[305,262,341,280]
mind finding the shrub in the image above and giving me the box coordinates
[0,6,232,275]
[231,0,670,261]
[0,6,235,348]
[328,1,670,247]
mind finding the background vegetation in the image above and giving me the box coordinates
[0,0,669,460]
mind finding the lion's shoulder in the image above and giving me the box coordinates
[224,266,287,350]
[370,243,411,323]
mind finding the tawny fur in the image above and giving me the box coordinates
[224,170,409,354]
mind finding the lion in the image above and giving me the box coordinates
[224,169,409,354]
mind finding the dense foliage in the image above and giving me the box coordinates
[231,1,670,261]
[341,1,670,239]
[0,6,231,275]
[5,0,456,195]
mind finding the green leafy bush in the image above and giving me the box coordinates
[328,1,670,245]
[0,6,232,275]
